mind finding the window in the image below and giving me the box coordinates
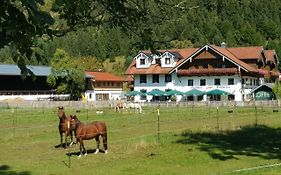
[89,94,92,99]
[200,79,206,86]
[188,79,193,86]
[165,74,172,82]
[140,58,145,65]
[140,75,147,83]
[165,57,171,64]
[228,78,234,85]
[152,74,159,83]
[228,95,235,101]
[155,59,161,65]
[214,78,220,85]
[140,89,147,100]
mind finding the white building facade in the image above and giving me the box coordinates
[84,71,125,101]
[126,44,279,102]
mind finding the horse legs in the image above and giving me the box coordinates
[78,139,87,158]
[95,136,100,154]
[78,139,83,158]
[102,134,108,154]
[60,132,63,147]
[69,131,74,146]
[64,132,68,149]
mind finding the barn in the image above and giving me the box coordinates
[0,64,57,100]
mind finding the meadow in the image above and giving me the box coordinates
[1,104,281,175]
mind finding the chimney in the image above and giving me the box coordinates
[221,42,227,48]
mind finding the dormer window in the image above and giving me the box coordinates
[155,58,161,65]
[140,58,146,65]
[165,57,171,64]
[161,52,176,68]
[135,52,150,68]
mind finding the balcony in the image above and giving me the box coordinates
[258,69,280,78]
[177,68,238,76]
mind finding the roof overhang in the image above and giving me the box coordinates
[249,84,273,94]
[169,45,252,74]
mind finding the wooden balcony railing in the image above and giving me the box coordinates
[258,69,280,78]
[177,68,238,76]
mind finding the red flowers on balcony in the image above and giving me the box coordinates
[177,68,238,76]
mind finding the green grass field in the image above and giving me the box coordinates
[1,105,281,175]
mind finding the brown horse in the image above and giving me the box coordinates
[57,106,75,148]
[70,115,108,158]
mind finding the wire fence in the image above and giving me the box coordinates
[0,103,281,170]
[0,99,280,110]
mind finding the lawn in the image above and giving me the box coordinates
[0,104,281,175]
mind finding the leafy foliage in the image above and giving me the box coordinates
[2,0,281,76]
[47,49,85,99]
[0,0,54,74]
[272,81,281,99]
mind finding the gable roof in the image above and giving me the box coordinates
[226,47,264,60]
[125,48,197,75]
[210,45,258,72]
[249,84,273,94]
[264,50,277,63]
[171,45,258,73]
[126,44,278,75]
[86,71,124,82]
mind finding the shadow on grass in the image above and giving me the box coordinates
[0,165,31,175]
[66,149,106,157]
[54,142,77,149]
[176,125,281,161]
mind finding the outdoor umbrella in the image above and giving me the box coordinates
[184,89,205,96]
[205,89,232,95]
[147,89,166,96]
[166,90,184,96]
[126,90,144,97]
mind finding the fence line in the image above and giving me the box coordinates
[0,100,280,109]
[1,104,280,170]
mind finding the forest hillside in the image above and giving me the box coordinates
[1,0,281,74]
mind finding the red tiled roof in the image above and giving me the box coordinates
[125,75,134,82]
[264,50,276,63]
[125,60,172,74]
[125,48,197,75]
[86,71,124,82]
[211,45,258,73]
[126,45,278,76]
[227,47,264,60]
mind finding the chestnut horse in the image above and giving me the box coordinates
[70,115,108,158]
[57,106,75,148]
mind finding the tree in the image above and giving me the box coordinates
[272,81,281,99]
[72,56,103,71]
[1,0,174,74]
[47,49,85,100]
[0,0,54,76]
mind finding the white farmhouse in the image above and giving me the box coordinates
[85,71,125,101]
[125,44,280,102]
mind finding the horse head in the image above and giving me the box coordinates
[57,106,66,119]
[70,115,80,130]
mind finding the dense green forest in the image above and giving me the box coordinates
[2,0,281,74]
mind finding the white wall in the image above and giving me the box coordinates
[85,90,123,101]
[133,72,258,102]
